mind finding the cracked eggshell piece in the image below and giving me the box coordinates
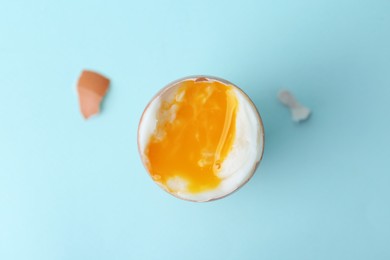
[278,89,311,122]
[77,70,110,119]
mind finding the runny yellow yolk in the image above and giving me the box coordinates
[145,79,238,193]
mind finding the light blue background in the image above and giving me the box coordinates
[1,0,390,259]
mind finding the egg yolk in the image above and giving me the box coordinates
[145,79,238,193]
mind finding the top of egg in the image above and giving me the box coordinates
[138,76,264,202]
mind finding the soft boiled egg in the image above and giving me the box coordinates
[138,76,265,202]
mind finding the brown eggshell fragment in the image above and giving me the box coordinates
[77,70,110,119]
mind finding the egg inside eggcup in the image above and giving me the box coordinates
[138,76,265,202]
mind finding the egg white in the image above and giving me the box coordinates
[138,77,264,202]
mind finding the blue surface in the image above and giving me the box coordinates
[1,0,390,259]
